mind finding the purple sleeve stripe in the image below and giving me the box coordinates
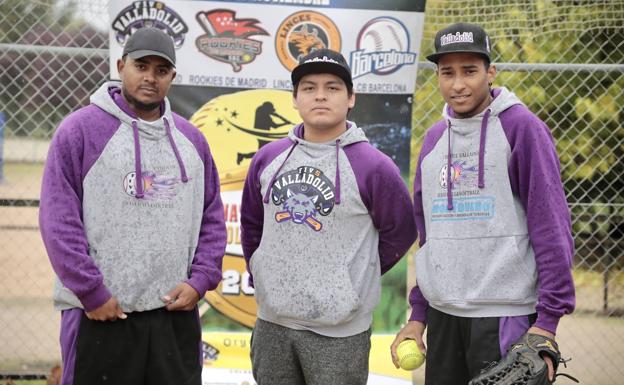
[408,286,428,323]
[59,309,83,385]
[174,114,227,297]
[343,142,417,275]
[39,105,119,311]
[500,105,575,332]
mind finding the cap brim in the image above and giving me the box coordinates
[127,50,175,66]
[291,62,352,87]
[427,50,490,64]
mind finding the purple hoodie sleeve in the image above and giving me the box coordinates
[408,286,428,323]
[500,105,575,334]
[344,143,417,275]
[174,115,227,298]
[240,156,263,287]
[408,121,447,322]
[39,106,118,311]
[240,139,293,286]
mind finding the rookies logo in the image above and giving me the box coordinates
[270,166,335,232]
[275,11,341,71]
[350,17,416,79]
[196,9,269,72]
[112,1,188,48]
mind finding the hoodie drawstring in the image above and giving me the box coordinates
[478,109,491,189]
[163,117,189,183]
[262,140,299,204]
[335,139,341,205]
[446,120,453,210]
[131,121,144,199]
[131,118,189,199]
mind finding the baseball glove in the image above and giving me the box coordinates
[468,333,578,385]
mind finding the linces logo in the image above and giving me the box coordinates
[196,9,269,72]
[350,16,417,79]
[275,10,341,71]
[112,1,188,48]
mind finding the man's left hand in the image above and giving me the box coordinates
[528,326,555,381]
[161,282,200,311]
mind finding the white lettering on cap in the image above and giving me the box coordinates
[304,56,340,64]
[440,32,474,46]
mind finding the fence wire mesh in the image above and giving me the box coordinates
[0,0,622,383]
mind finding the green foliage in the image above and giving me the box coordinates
[372,258,409,332]
[412,0,624,203]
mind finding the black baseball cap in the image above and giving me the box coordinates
[427,22,491,64]
[291,49,353,87]
[122,27,176,66]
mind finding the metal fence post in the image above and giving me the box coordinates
[0,111,4,183]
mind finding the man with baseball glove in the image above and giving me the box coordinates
[470,333,578,384]
[390,22,576,385]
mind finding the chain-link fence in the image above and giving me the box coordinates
[1,0,623,383]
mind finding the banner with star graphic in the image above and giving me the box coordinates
[109,1,425,384]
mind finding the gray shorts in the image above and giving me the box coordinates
[250,318,371,385]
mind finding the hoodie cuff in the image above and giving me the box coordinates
[186,269,221,300]
[409,305,427,324]
[79,284,112,312]
[534,312,560,335]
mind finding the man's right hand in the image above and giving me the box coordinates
[85,297,127,321]
[390,320,427,368]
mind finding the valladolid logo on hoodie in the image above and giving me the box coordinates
[270,167,335,232]
[112,1,188,48]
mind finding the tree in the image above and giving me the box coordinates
[411,0,624,312]
[0,0,108,138]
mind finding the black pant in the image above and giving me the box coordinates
[73,307,201,385]
[424,307,536,385]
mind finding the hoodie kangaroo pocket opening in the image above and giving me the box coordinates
[251,250,360,326]
[416,236,536,305]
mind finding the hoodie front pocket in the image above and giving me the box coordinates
[416,235,537,305]
[251,249,360,326]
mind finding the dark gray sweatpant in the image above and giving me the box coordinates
[250,318,371,385]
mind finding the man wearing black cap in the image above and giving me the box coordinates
[241,48,416,384]
[40,27,226,384]
[390,23,575,384]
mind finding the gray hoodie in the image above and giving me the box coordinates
[40,82,226,312]
[241,122,416,337]
[409,88,575,334]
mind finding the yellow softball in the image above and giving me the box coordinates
[397,339,425,370]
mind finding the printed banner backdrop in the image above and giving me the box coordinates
[108,1,425,383]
